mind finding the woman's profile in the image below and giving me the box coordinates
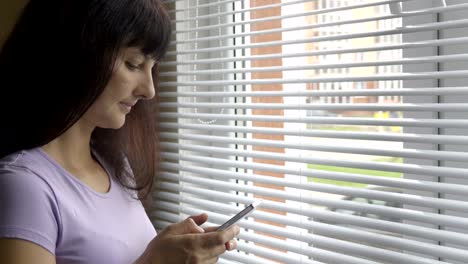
[0,0,239,263]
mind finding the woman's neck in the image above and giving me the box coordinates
[41,120,95,171]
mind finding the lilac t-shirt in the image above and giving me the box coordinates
[0,147,156,264]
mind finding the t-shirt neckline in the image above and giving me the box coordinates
[36,147,114,198]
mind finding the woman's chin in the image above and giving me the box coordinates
[98,116,126,130]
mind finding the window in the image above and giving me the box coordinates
[156,0,468,263]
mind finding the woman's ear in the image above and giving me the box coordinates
[0,0,30,52]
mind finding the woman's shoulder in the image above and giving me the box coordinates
[0,148,57,205]
[0,147,46,172]
[0,147,58,190]
[0,148,60,256]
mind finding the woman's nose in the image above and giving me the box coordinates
[135,69,155,100]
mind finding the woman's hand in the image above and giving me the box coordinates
[139,213,240,264]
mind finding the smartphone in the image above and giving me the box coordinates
[216,201,262,231]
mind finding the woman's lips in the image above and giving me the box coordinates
[119,102,132,112]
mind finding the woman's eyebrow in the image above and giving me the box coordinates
[129,50,156,62]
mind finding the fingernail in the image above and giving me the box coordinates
[228,242,234,250]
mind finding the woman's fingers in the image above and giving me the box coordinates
[164,217,205,236]
[203,226,219,233]
[201,225,240,249]
[223,225,241,241]
[225,239,237,251]
[206,256,219,264]
[206,244,227,259]
[189,213,209,226]
[146,215,240,264]
[203,240,237,261]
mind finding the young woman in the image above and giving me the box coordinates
[0,0,239,263]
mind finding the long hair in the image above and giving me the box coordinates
[0,0,172,201]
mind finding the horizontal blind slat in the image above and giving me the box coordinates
[160,122,468,145]
[173,0,468,36]
[153,218,312,264]
[173,13,401,44]
[158,170,468,215]
[161,142,468,179]
[160,54,468,76]
[160,132,468,162]
[160,112,468,128]
[166,19,468,55]
[172,2,468,44]
[193,210,462,264]
[155,181,468,230]
[171,0,408,24]
[160,158,468,196]
[154,211,319,264]
[161,102,468,111]
[168,0,241,14]
[155,189,468,245]
[222,247,286,264]
[159,87,468,97]
[154,193,468,261]
[171,0,323,24]
[160,70,468,86]
[222,249,281,264]
[161,37,468,66]
[155,206,399,264]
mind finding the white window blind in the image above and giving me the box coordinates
[155,0,468,263]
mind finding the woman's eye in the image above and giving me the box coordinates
[125,62,139,70]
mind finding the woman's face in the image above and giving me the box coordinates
[82,47,156,129]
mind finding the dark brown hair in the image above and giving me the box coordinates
[0,0,172,201]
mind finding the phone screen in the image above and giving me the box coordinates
[217,201,261,231]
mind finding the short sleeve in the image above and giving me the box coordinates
[0,165,59,255]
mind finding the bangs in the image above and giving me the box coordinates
[121,0,172,60]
